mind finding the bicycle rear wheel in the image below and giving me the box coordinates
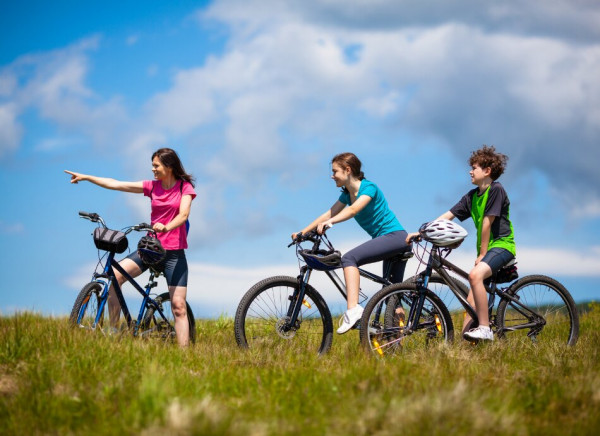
[69,282,106,330]
[140,292,196,343]
[496,275,579,346]
[234,276,334,355]
[361,282,454,357]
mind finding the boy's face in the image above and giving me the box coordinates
[470,164,492,186]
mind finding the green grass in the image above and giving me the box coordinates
[2,304,600,435]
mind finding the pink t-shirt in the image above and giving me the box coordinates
[143,180,196,250]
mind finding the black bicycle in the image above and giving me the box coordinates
[69,211,196,342]
[360,230,579,356]
[234,230,468,355]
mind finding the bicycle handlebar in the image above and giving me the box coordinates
[288,230,321,248]
[79,211,106,227]
[78,212,155,235]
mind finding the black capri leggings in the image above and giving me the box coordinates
[341,230,411,284]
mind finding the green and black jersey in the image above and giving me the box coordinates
[450,181,516,256]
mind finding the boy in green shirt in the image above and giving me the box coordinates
[408,145,516,341]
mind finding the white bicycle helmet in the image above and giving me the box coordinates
[419,219,468,248]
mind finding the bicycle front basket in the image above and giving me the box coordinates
[93,227,128,253]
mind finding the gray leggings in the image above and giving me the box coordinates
[341,230,411,284]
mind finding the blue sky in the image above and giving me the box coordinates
[1,0,599,318]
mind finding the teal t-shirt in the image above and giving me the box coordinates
[338,179,404,238]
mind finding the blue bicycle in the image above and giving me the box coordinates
[69,211,196,342]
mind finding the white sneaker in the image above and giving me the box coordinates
[463,325,494,342]
[337,305,364,334]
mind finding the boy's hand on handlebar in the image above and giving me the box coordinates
[406,232,421,244]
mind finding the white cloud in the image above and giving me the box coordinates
[0,103,22,156]
[0,220,25,234]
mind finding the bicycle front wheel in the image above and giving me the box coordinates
[69,282,106,330]
[140,292,196,343]
[402,273,469,331]
[234,276,334,355]
[496,275,579,346]
[361,282,454,357]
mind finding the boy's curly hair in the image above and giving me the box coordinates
[469,145,508,181]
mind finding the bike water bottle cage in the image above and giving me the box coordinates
[419,219,468,248]
[137,235,166,268]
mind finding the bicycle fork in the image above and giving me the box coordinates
[283,266,313,332]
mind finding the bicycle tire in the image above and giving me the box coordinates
[140,292,196,343]
[69,282,106,330]
[360,282,454,357]
[496,275,579,346]
[234,276,334,355]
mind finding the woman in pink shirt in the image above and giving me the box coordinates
[65,148,196,346]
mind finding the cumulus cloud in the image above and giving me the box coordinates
[0,36,130,155]
[0,103,22,156]
[194,0,600,216]
[4,0,599,242]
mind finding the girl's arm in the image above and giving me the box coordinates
[153,194,193,233]
[317,195,372,233]
[64,170,144,193]
[475,215,495,264]
[293,200,346,239]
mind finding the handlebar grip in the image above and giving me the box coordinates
[134,223,154,232]
[79,211,99,222]
[288,232,304,247]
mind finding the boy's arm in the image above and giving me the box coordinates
[437,211,455,221]
[406,210,456,243]
[476,215,496,264]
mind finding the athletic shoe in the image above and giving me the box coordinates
[337,305,364,334]
[463,325,494,342]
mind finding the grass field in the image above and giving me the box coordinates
[1,304,599,435]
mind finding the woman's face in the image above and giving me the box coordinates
[152,156,172,180]
[331,162,351,187]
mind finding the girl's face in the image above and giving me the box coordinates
[152,156,172,180]
[331,162,351,187]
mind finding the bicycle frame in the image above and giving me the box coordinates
[415,244,545,335]
[89,251,171,334]
[285,236,403,331]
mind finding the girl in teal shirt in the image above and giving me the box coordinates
[293,153,410,334]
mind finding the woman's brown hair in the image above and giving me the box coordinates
[331,152,365,180]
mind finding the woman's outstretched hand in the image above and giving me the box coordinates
[64,170,85,184]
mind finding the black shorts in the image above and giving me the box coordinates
[481,247,514,275]
[126,249,189,287]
